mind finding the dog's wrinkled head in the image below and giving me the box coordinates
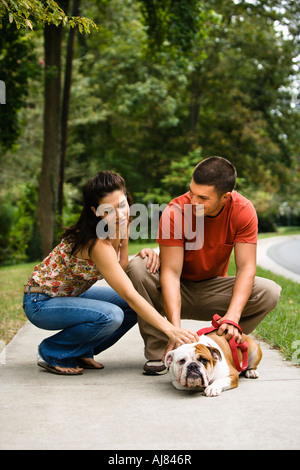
[165,342,222,391]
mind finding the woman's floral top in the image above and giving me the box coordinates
[26,238,102,297]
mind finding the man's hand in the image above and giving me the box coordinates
[215,244,256,344]
[216,242,256,344]
[216,316,242,343]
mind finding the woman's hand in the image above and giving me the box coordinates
[137,248,160,273]
[162,327,199,361]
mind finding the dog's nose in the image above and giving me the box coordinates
[187,362,199,371]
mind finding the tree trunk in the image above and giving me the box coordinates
[58,0,81,224]
[35,24,63,259]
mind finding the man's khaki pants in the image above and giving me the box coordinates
[127,256,282,360]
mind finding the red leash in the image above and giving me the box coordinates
[197,314,249,372]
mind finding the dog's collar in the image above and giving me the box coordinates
[197,314,248,372]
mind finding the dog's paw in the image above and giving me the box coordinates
[204,384,222,397]
[245,369,259,379]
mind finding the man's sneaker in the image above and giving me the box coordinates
[143,360,168,375]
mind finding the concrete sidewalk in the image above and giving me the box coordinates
[1,237,300,450]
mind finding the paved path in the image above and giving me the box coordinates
[1,318,299,451]
[0,236,299,451]
[256,234,300,283]
[268,238,300,275]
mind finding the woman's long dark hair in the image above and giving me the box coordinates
[62,171,133,256]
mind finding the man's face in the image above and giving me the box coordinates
[188,180,229,217]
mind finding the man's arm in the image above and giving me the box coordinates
[217,242,257,342]
[159,245,184,328]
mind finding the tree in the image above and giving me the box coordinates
[36,0,84,259]
[1,0,299,264]
[187,1,300,181]
[35,22,63,258]
[63,0,209,199]
[0,0,97,258]
[0,22,40,150]
[59,0,81,221]
[139,0,202,53]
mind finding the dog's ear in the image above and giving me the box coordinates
[165,351,175,367]
[207,347,222,362]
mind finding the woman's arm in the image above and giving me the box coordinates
[90,239,198,345]
[119,239,129,271]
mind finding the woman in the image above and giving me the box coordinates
[23,171,198,375]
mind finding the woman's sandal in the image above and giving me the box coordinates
[37,360,83,376]
[77,358,104,370]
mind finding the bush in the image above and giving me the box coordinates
[0,183,38,266]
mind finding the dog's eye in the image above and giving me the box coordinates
[196,353,209,365]
[200,357,208,365]
[178,359,186,365]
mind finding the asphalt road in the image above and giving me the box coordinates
[267,238,300,275]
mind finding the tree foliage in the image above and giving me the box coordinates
[0,0,97,32]
[139,0,201,52]
[0,0,97,151]
[0,0,299,264]
[0,22,41,149]
[0,0,97,259]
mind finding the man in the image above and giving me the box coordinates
[127,156,281,375]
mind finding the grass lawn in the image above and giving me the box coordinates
[0,235,299,363]
[0,262,37,345]
[227,259,300,363]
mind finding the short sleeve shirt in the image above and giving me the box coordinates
[156,190,258,281]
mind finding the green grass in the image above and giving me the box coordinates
[0,262,37,344]
[227,259,300,363]
[0,236,299,364]
[128,241,158,256]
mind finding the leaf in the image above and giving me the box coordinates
[25,18,33,30]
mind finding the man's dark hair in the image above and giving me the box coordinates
[192,156,237,197]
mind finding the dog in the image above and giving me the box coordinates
[165,330,262,397]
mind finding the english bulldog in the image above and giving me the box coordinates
[165,331,262,397]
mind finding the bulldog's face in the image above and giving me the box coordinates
[165,342,222,391]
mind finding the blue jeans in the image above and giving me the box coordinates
[23,285,137,368]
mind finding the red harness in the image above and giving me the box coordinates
[196,314,249,372]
